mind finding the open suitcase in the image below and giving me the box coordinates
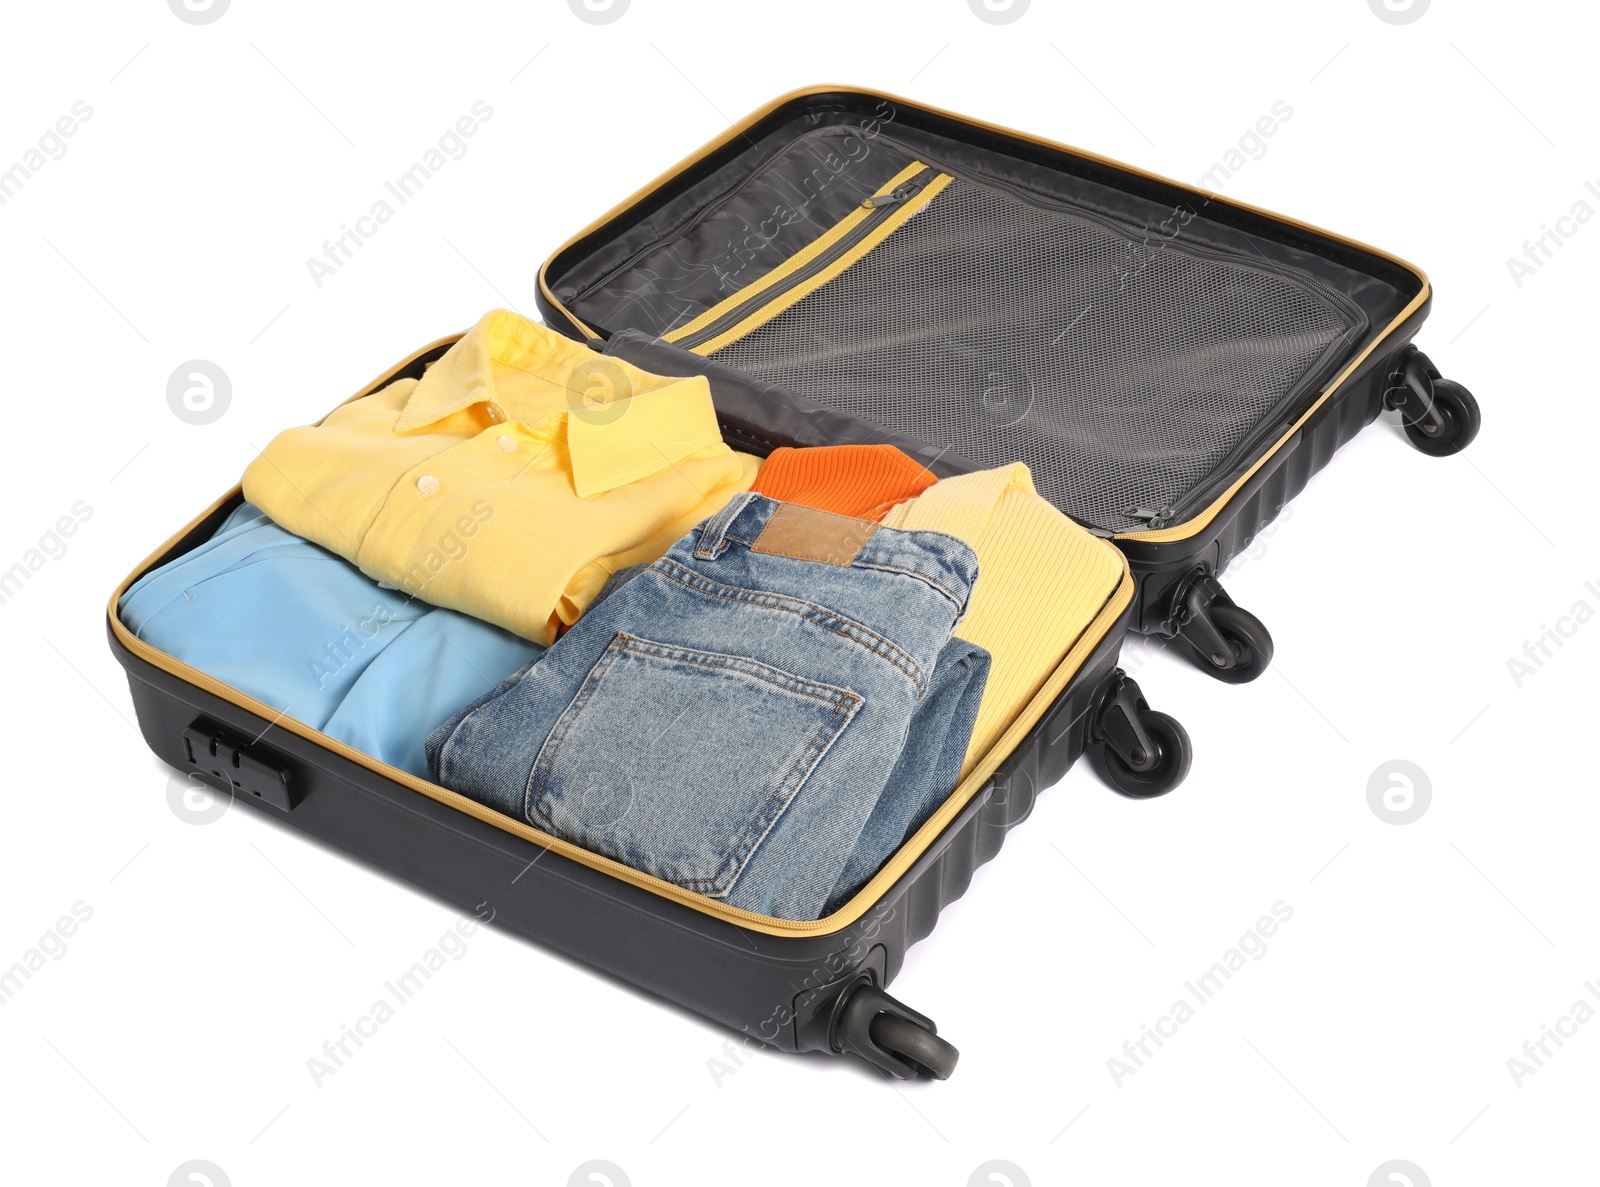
[107,85,1479,1081]
[538,86,1481,681]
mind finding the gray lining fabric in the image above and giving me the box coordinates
[709,176,1363,531]
[553,101,1408,532]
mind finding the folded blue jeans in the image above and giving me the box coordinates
[825,636,989,913]
[120,503,543,778]
[428,492,982,920]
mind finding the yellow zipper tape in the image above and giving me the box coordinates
[663,159,939,347]
[690,172,952,357]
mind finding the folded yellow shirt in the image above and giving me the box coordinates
[881,463,1127,773]
[243,310,761,645]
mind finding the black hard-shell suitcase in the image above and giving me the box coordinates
[108,333,1188,1082]
[536,86,1482,683]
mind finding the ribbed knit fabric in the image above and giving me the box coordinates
[883,463,1126,774]
[750,444,938,521]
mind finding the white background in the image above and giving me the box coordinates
[1,1,1594,1184]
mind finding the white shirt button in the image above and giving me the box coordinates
[416,475,440,495]
[496,434,516,453]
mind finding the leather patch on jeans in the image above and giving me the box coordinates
[750,503,878,567]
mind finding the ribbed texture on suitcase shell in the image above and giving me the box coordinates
[869,633,1114,983]
[110,596,1123,1053]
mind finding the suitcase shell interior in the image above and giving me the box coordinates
[108,328,1153,1078]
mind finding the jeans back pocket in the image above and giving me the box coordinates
[527,633,862,899]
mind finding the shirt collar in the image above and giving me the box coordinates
[394,309,726,496]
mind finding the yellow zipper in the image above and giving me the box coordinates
[663,160,952,355]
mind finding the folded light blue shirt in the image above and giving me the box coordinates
[120,503,542,778]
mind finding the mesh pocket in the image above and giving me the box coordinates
[707,177,1364,532]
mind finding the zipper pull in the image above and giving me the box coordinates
[1126,505,1174,529]
[861,182,921,210]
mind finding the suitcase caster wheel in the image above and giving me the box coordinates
[831,980,959,1080]
[1389,347,1482,457]
[1093,709,1192,798]
[1404,377,1481,456]
[1200,603,1274,684]
[1167,568,1273,683]
[1089,671,1192,798]
[869,1013,960,1081]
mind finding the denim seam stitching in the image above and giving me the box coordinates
[694,691,860,897]
[622,634,865,704]
[848,559,970,617]
[692,491,754,559]
[652,557,927,693]
[658,561,925,693]
[523,634,630,826]
[679,675,858,893]
[720,530,970,612]
[656,554,924,686]
[525,632,862,895]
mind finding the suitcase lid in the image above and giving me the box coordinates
[537,86,1430,543]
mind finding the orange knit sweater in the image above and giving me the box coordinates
[750,444,938,521]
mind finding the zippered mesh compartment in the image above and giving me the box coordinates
[706,176,1365,532]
